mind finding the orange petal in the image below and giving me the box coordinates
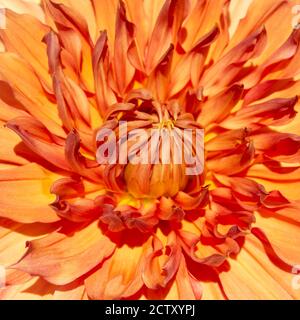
[221,97,298,129]
[245,234,300,299]
[200,26,267,95]
[42,0,94,92]
[0,53,65,138]
[197,84,244,126]
[0,164,60,223]
[143,232,181,290]
[144,0,176,74]
[253,212,300,266]
[219,238,293,299]
[92,31,117,117]
[0,127,28,165]
[229,0,287,50]
[85,238,151,300]
[169,25,220,97]
[0,10,51,90]
[0,277,55,300]
[110,1,135,95]
[7,116,70,171]
[207,141,255,175]
[244,29,300,88]
[179,0,225,52]
[53,282,85,300]
[0,219,57,267]
[0,0,45,22]
[251,129,300,163]
[14,221,115,285]
[91,0,118,45]
[44,31,92,131]
[159,256,203,300]
[247,163,300,201]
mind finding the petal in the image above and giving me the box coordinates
[207,141,255,175]
[92,31,117,117]
[229,0,287,50]
[197,84,244,126]
[0,219,57,267]
[42,0,94,92]
[244,28,300,88]
[253,212,300,266]
[48,0,97,41]
[247,163,300,200]
[221,97,298,129]
[7,116,70,171]
[44,31,93,132]
[91,0,118,45]
[0,277,55,300]
[85,237,152,300]
[0,164,60,223]
[14,221,116,285]
[0,0,44,22]
[0,10,52,91]
[245,234,300,299]
[0,53,65,137]
[142,232,181,290]
[110,1,135,95]
[244,79,295,106]
[179,0,225,52]
[150,256,203,300]
[201,281,225,300]
[219,239,293,299]
[0,126,28,165]
[251,129,300,163]
[53,282,85,300]
[144,0,176,74]
[200,26,267,95]
[169,25,220,97]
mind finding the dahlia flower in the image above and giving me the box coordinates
[0,0,300,300]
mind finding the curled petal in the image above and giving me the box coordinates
[143,233,181,290]
[174,187,209,211]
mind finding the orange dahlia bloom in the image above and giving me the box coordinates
[0,0,300,300]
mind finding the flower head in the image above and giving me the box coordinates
[0,0,300,300]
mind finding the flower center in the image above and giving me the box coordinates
[97,93,204,200]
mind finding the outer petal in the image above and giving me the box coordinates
[0,10,52,90]
[221,97,298,129]
[253,212,300,266]
[0,219,57,267]
[7,116,70,171]
[247,164,300,200]
[219,237,293,299]
[13,220,116,285]
[0,164,60,223]
[0,53,65,138]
